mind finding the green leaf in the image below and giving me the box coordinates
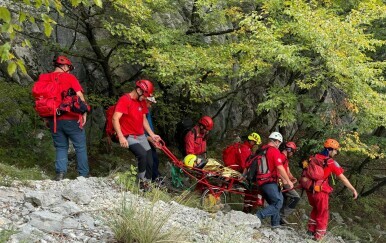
[0,43,11,62]
[43,22,53,37]
[35,0,42,8]
[24,39,32,48]
[94,0,103,7]
[16,59,27,74]
[1,23,12,33]
[7,62,17,76]
[29,16,35,23]
[70,0,82,7]
[19,12,27,23]
[0,7,11,23]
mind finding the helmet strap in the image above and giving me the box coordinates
[57,65,69,73]
[135,87,144,100]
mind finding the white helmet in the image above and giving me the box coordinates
[269,132,283,142]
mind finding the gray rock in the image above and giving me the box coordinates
[29,211,64,232]
[62,182,92,205]
[51,201,82,216]
[25,190,62,207]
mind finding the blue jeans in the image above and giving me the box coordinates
[49,119,89,176]
[256,182,283,226]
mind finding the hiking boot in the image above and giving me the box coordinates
[154,176,165,186]
[306,231,314,238]
[55,173,65,181]
[139,180,152,192]
[271,225,283,229]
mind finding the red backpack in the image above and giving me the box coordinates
[245,146,275,186]
[32,73,63,132]
[222,143,242,170]
[105,105,118,143]
[32,73,62,118]
[299,155,332,192]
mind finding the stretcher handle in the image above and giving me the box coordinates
[154,139,183,166]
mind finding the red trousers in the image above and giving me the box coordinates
[306,191,329,240]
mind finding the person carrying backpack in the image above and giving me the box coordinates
[35,56,90,181]
[223,132,262,173]
[112,79,161,190]
[255,132,293,227]
[184,116,213,159]
[305,138,358,241]
[278,141,300,225]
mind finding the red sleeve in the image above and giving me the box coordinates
[329,160,344,176]
[68,73,83,92]
[184,131,195,155]
[115,95,131,114]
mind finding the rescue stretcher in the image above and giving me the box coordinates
[154,140,264,211]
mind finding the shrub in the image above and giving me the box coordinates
[108,196,187,243]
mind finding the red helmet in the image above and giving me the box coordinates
[54,56,74,70]
[324,138,340,150]
[136,79,154,97]
[198,116,214,131]
[286,141,297,151]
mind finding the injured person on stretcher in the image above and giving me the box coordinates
[183,154,243,179]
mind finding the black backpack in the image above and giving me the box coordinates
[175,117,195,156]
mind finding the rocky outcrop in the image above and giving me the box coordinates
[0,177,346,242]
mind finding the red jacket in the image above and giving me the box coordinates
[184,126,207,156]
[223,141,253,172]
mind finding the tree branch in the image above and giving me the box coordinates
[360,178,386,197]
[204,27,241,36]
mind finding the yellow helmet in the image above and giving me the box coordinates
[248,132,261,144]
[184,154,197,168]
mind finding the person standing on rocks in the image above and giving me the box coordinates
[278,141,300,224]
[39,56,90,181]
[305,139,358,241]
[255,132,293,227]
[112,80,161,189]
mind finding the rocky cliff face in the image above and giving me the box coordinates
[0,177,346,243]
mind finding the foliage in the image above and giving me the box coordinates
[114,168,202,209]
[0,163,48,186]
[0,79,54,170]
[341,131,385,159]
[107,197,187,243]
[0,228,17,242]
